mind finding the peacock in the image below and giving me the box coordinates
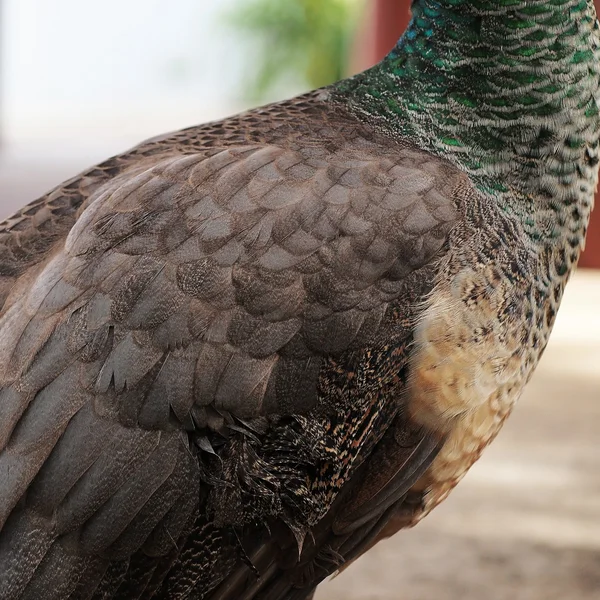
[0,1,598,599]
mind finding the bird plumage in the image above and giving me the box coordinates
[0,1,598,599]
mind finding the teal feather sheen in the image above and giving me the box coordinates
[333,0,600,244]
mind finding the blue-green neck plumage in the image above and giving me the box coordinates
[334,0,600,247]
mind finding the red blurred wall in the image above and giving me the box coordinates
[359,0,599,268]
[581,0,600,267]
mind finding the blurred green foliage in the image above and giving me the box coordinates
[225,0,363,101]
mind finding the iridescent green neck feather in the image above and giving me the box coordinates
[333,0,600,244]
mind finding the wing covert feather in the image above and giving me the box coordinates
[0,95,464,599]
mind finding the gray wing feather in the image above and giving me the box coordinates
[0,119,461,598]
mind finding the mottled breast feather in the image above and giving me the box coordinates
[0,93,467,599]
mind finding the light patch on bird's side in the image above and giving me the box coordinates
[407,265,524,431]
[406,265,529,514]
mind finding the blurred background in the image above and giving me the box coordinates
[0,1,598,598]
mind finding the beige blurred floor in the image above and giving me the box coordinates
[1,150,599,600]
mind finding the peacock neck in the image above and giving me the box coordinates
[333,0,600,246]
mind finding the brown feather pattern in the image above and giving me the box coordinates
[0,92,466,599]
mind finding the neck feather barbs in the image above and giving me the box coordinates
[339,0,600,193]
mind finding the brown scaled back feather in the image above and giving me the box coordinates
[0,91,470,599]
